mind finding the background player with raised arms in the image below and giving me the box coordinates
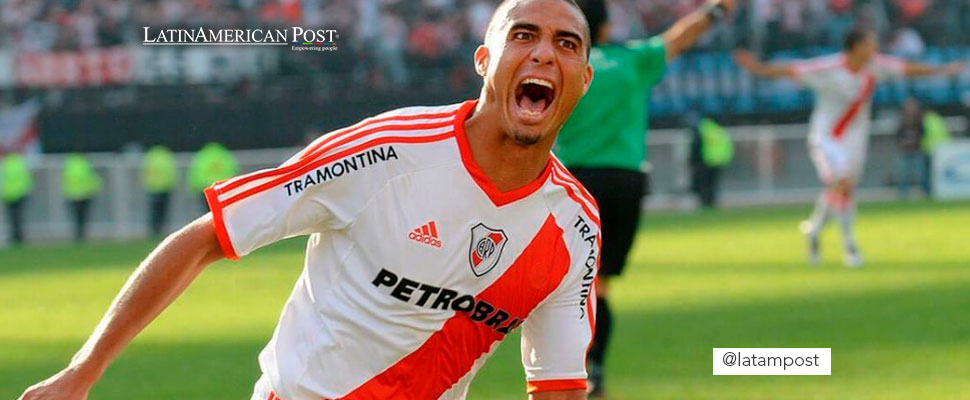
[557,0,736,396]
[19,0,600,399]
[734,28,964,267]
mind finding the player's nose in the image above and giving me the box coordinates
[529,39,555,66]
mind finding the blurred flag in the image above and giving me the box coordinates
[0,99,41,157]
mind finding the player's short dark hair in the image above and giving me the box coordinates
[575,0,608,44]
[843,27,874,51]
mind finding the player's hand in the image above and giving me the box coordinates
[18,367,92,400]
[940,61,966,76]
[732,50,760,71]
[713,0,737,14]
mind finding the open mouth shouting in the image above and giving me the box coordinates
[513,76,556,124]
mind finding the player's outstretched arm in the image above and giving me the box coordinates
[661,0,736,61]
[733,50,798,80]
[530,389,586,400]
[18,215,225,400]
[902,61,966,77]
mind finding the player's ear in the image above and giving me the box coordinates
[582,63,594,95]
[474,45,490,77]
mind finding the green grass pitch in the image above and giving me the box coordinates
[2,200,969,399]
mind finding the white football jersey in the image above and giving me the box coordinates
[793,53,905,154]
[205,100,600,400]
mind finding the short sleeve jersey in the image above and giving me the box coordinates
[793,53,905,150]
[555,36,667,171]
[205,100,601,400]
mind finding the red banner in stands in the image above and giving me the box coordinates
[15,47,133,87]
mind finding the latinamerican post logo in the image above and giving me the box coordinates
[142,27,339,51]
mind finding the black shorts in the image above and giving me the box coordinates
[570,167,647,277]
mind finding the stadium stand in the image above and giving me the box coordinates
[1,1,969,151]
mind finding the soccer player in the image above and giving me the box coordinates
[734,28,965,267]
[557,0,735,396]
[19,1,600,399]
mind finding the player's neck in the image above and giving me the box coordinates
[463,102,554,193]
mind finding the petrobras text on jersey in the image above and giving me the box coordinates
[371,268,523,335]
[141,27,340,51]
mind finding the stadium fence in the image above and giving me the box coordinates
[0,117,965,245]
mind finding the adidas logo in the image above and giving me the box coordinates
[408,221,442,248]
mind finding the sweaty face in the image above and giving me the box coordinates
[477,0,592,146]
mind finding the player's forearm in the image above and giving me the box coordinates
[733,50,795,79]
[660,6,713,61]
[903,61,964,77]
[661,0,734,61]
[734,54,796,79]
[530,389,586,400]
[66,215,224,385]
[750,63,797,79]
[903,63,943,77]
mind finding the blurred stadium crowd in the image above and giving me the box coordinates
[4,0,970,53]
[0,0,969,150]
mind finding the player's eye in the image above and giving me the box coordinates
[559,39,577,51]
[513,31,534,41]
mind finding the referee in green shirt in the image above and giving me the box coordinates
[560,1,735,396]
